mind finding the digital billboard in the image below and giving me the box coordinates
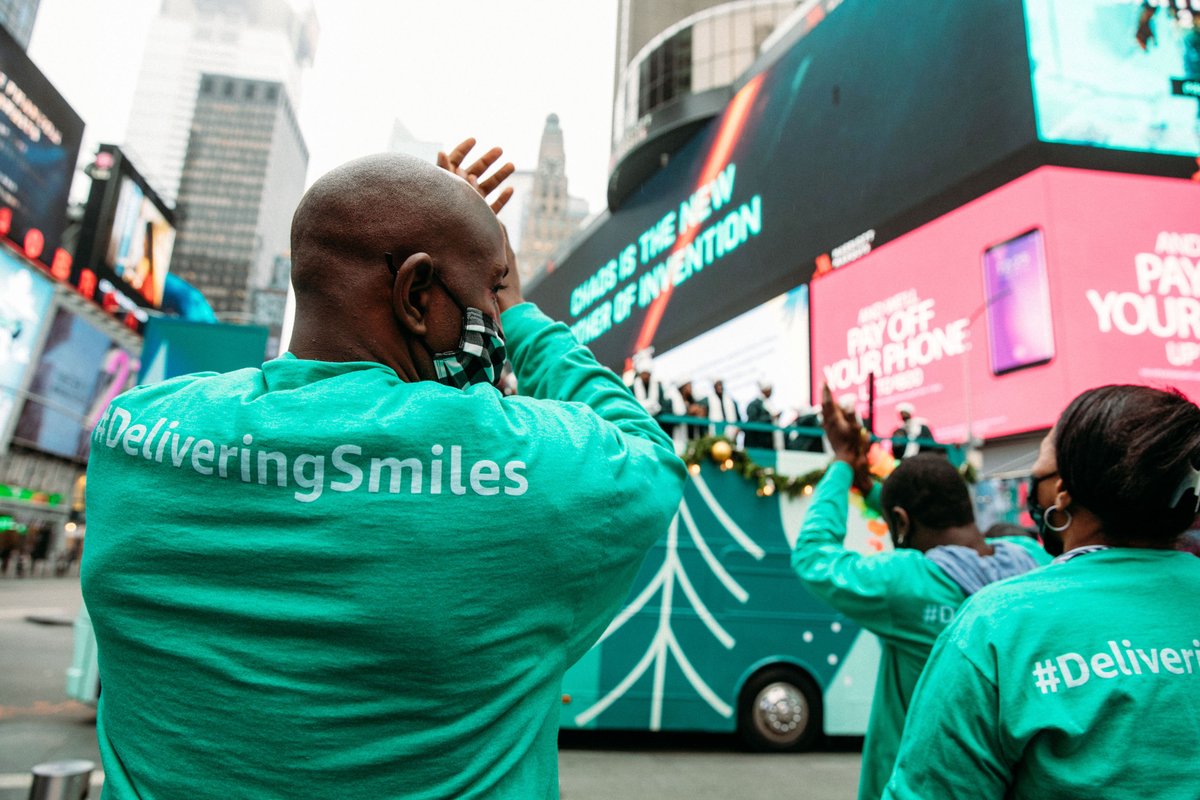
[1025,0,1200,157]
[104,172,175,306]
[139,318,269,384]
[810,166,1200,441]
[1022,0,1200,155]
[529,0,1038,370]
[11,306,136,461]
[0,25,85,268]
[0,246,55,449]
[653,284,810,421]
[74,145,176,323]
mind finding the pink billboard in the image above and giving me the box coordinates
[811,167,1200,441]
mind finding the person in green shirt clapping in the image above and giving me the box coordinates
[792,385,1050,800]
[884,384,1200,800]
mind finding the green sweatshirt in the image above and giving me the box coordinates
[790,461,1050,800]
[884,548,1200,800]
[82,303,686,800]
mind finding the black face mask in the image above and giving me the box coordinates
[1027,472,1063,556]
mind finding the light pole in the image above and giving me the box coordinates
[961,285,1013,474]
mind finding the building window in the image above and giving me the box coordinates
[637,26,693,119]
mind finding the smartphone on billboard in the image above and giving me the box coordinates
[981,228,1055,376]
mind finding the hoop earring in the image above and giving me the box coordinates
[1045,507,1072,533]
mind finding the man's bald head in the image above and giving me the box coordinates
[290,153,501,304]
[286,153,508,379]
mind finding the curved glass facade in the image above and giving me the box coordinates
[613,1,798,157]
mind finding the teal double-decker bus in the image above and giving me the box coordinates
[559,449,884,750]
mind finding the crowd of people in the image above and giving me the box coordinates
[0,522,81,578]
[623,349,939,459]
[77,139,1200,799]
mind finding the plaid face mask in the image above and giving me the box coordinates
[384,253,509,390]
[428,305,508,390]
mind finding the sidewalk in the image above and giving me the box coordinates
[0,576,99,800]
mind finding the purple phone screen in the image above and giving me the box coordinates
[982,229,1055,375]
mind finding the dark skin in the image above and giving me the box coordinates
[1027,426,1174,551]
[820,384,992,555]
[288,142,523,383]
[680,383,705,417]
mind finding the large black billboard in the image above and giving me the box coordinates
[72,145,177,328]
[528,0,1192,371]
[0,24,84,270]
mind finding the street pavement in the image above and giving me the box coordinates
[0,577,860,799]
[0,575,101,800]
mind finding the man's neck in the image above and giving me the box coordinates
[289,319,421,382]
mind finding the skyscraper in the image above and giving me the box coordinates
[517,114,588,283]
[0,0,38,49]
[124,0,318,207]
[170,73,308,322]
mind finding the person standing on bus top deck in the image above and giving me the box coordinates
[883,384,1200,800]
[790,385,1051,800]
[677,380,708,439]
[81,141,687,800]
[890,402,934,461]
[744,380,780,450]
[707,378,740,439]
[626,347,672,436]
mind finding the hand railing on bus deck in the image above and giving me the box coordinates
[654,413,964,467]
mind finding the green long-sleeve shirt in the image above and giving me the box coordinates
[884,547,1200,800]
[790,461,1049,800]
[83,303,686,800]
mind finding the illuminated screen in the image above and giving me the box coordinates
[104,176,176,306]
[0,26,84,263]
[75,145,176,317]
[0,247,56,445]
[528,0,1036,370]
[810,166,1200,441]
[12,307,137,461]
[1026,0,1200,155]
[653,284,810,421]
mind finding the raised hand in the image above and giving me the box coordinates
[821,384,864,465]
[437,137,515,214]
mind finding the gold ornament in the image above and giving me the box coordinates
[711,440,733,461]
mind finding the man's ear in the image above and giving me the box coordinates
[890,506,910,547]
[392,252,434,335]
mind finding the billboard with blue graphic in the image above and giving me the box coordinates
[1026,0,1200,156]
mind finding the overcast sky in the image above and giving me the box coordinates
[27,0,618,212]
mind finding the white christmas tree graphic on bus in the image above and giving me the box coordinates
[573,471,764,729]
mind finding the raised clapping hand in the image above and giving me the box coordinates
[821,384,874,494]
[820,384,861,461]
[437,137,516,214]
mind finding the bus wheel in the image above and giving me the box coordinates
[736,666,822,752]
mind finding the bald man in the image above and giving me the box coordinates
[83,152,687,799]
